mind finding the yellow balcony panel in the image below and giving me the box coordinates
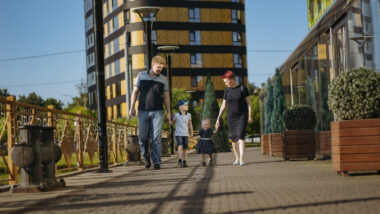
[131,31,144,46]
[132,54,145,70]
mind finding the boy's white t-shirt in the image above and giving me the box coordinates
[173,112,192,136]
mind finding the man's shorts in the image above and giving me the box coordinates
[175,136,189,149]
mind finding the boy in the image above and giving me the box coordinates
[172,99,193,167]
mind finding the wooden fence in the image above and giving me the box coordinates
[0,96,153,185]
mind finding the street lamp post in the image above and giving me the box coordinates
[157,46,179,155]
[93,0,109,172]
[132,7,161,71]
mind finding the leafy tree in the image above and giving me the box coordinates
[246,95,260,136]
[44,98,64,110]
[17,92,64,110]
[200,74,230,152]
[65,80,88,110]
[264,78,273,134]
[18,92,45,106]
[270,68,286,133]
[0,88,10,99]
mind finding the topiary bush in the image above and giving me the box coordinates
[328,67,380,120]
[283,105,316,130]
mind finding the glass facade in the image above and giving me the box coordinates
[261,0,380,133]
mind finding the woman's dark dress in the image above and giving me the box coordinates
[197,129,216,154]
[223,85,249,142]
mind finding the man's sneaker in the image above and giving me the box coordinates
[182,160,188,167]
[178,159,183,167]
[202,162,206,166]
[154,164,161,169]
[145,161,151,169]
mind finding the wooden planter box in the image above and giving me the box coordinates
[317,130,331,158]
[331,118,380,175]
[283,130,315,160]
[269,133,283,156]
[261,134,269,154]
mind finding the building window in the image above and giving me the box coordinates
[114,37,120,53]
[190,30,201,45]
[109,63,113,77]
[107,21,111,35]
[231,9,241,24]
[189,8,200,22]
[85,14,93,32]
[87,72,96,87]
[152,30,157,45]
[191,53,202,67]
[197,76,203,87]
[113,16,119,31]
[191,76,197,87]
[231,0,239,2]
[232,32,242,46]
[84,0,92,13]
[235,76,240,84]
[115,81,121,97]
[108,42,112,57]
[112,0,118,11]
[234,53,242,68]
[86,33,94,50]
[110,84,114,98]
[117,104,122,118]
[114,59,120,75]
[87,52,95,68]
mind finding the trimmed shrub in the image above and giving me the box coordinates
[328,67,380,120]
[284,105,317,130]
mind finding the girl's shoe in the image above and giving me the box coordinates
[202,162,206,166]
[182,160,188,167]
[239,162,246,166]
[233,160,239,165]
[209,159,213,166]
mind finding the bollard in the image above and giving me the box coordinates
[10,125,65,193]
[126,135,141,162]
[161,137,170,157]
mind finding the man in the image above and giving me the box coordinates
[129,55,172,169]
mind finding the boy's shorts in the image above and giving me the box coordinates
[175,136,189,149]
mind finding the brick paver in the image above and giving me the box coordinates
[1,147,380,214]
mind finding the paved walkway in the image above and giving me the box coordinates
[1,147,380,214]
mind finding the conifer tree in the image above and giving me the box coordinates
[270,68,286,133]
[264,78,273,134]
[200,74,230,152]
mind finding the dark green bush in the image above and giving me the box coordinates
[328,67,380,120]
[283,105,316,130]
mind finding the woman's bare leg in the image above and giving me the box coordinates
[232,141,240,162]
[238,139,246,163]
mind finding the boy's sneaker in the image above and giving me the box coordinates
[154,164,161,169]
[182,160,188,167]
[202,162,206,166]
[178,159,182,167]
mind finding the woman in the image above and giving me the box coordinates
[215,70,253,166]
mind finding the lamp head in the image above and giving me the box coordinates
[132,7,161,21]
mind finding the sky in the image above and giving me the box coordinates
[0,0,309,106]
